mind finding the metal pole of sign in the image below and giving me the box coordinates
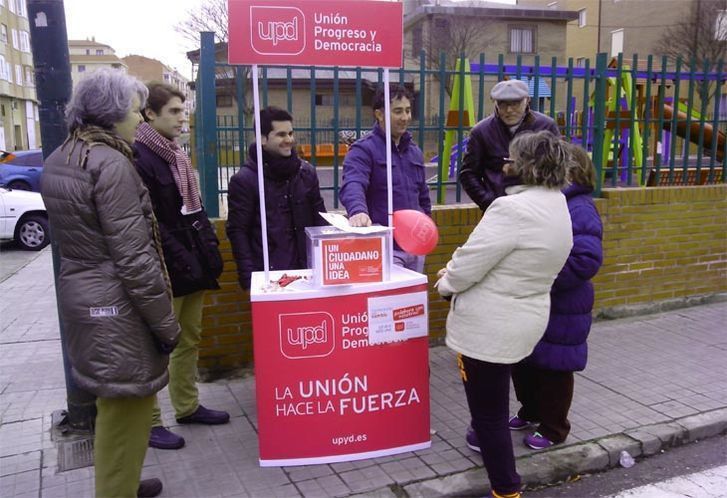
[27,0,96,433]
[252,64,270,284]
[383,69,394,266]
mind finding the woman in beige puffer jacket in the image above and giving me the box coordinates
[41,69,179,498]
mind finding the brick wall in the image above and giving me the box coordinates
[199,185,727,375]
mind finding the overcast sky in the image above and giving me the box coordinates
[61,0,516,79]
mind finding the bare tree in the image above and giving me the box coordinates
[654,0,727,104]
[420,7,498,96]
[176,0,229,46]
[176,0,254,117]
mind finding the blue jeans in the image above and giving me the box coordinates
[393,250,425,273]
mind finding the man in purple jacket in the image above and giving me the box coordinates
[340,84,432,272]
[460,80,560,211]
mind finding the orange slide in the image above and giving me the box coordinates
[662,104,724,161]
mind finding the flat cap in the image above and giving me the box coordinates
[490,80,529,101]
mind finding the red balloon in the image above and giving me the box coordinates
[392,210,439,256]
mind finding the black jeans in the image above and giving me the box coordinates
[511,363,574,443]
[458,354,522,495]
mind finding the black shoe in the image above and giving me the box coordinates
[137,478,163,497]
[176,405,230,425]
[149,426,185,450]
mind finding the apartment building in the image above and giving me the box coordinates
[0,0,40,150]
[67,38,127,86]
[519,0,704,64]
[122,54,195,122]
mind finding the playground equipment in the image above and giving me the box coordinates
[661,103,725,162]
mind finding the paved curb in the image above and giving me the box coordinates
[363,407,727,497]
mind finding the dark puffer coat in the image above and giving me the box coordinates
[41,139,180,398]
[526,184,603,372]
[133,142,223,297]
[226,147,327,289]
[459,109,560,211]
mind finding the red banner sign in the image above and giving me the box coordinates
[228,0,403,67]
[321,237,384,285]
[252,282,430,465]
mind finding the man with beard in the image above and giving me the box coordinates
[459,79,560,212]
[226,106,327,290]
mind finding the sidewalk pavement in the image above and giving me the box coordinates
[1,249,726,498]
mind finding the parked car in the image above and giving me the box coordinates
[0,186,50,250]
[0,149,44,191]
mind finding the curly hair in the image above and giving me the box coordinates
[508,131,568,189]
[66,69,148,132]
[565,142,597,188]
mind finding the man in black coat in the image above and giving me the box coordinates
[134,83,229,452]
[226,106,327,290]
[459,80,560,211]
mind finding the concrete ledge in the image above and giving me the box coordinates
[597,293,727,320]
[392,409,727,497]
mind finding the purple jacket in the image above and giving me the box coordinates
[460,109,559,211]
[340,123,432,231]
[526,184,603,372]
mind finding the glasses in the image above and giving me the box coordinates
[496,100,525,110]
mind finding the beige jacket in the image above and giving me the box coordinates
[41,138,180,398]
[436,185,573,364]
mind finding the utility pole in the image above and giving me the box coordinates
[27,0,96,433]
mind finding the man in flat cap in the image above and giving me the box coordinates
[460,79,559,211]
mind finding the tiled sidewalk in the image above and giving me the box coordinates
[1,250,726,497]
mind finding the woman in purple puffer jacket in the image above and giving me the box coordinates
[510,143,604,450]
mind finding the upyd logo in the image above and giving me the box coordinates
[279,311,335,359]
[250,6,306,55]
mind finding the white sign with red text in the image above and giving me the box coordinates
[367,291,428,345]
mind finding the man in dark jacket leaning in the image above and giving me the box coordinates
[226,106,327,290]
[460,79,560,211]
[134,82,229,451]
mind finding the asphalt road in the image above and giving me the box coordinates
[525,434,727,497]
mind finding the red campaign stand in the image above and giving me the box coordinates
[250,266,431,466]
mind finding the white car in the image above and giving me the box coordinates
[0,186,50,250]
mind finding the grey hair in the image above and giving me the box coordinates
[66,68,148,132]
[508,131,568,189]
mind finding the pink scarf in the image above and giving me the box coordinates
[136,122,202,214]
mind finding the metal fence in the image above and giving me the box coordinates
[194,33,726,218]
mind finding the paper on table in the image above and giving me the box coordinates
[319,212,390,234]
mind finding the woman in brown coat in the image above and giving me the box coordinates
[41,69,179,498]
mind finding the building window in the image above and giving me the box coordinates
[610,29,624,57]
[578,9,587,28]
[85,49,90,55]
[96,49,104,55]
[0,55,6,81]
[716,10,727,41]
[15,64,22,86]
[510,26,535,54]
[547,1,558,8]
[78,65,86,73]
[20,31,30,52]
[0,25,6,44]
[17,0,27,17]
[576,57,587,67]
[216,94,233,107]
[24,66,33,86]
[11,28,18,49]
[7,0,14,13]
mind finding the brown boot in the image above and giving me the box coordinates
[137,478,163,497]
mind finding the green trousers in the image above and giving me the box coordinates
[95,395,154,498]
[151,290,205,425]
